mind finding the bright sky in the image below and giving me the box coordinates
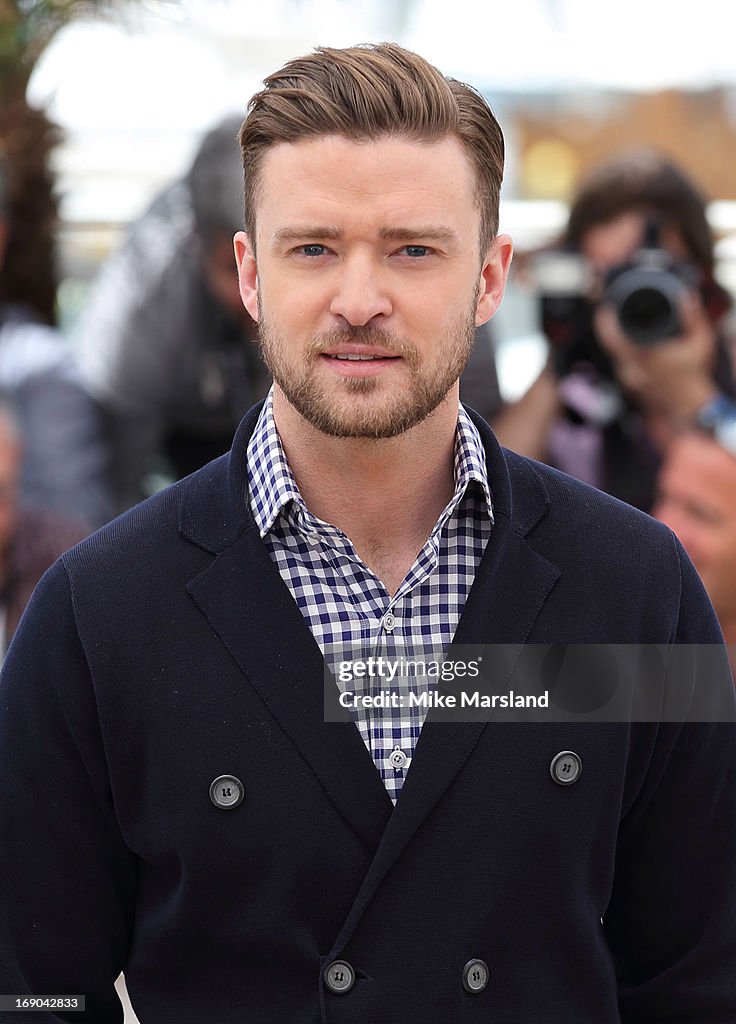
[407,0,736,90]
[27,0,736,222]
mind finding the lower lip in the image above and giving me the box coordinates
[320,355,401,376]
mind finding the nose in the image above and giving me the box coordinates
[329,253,392,326]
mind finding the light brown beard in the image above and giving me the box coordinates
[257,307,477,439]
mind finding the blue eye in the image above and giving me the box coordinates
[300,244,327,257]
[403,246,429,258]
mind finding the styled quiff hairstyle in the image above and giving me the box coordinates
[239,43,504,254]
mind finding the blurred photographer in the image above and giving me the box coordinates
[495,150,735,511]
[74,116,270,516]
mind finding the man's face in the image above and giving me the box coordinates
[234,134,511,438]
[653,433,736,623]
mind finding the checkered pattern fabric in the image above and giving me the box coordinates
[247,389,493,803]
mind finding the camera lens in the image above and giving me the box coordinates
[618,287,674,341]
[603,266,685,346]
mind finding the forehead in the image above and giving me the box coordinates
[581,211,646,268]
[254,134,479,235]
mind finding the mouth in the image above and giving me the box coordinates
[319,347,402,376]
[324,353,399,362]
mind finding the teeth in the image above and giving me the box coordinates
[332,354,384,361]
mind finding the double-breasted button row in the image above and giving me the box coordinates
[323,958,489,995]
[208,755,581,813]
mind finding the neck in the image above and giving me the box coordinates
[271,387,460,592]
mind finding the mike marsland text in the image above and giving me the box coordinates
[338,690,550,710]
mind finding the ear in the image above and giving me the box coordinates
[233,230,259,322]
[475,233,513,326]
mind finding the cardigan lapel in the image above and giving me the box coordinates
[186,527,395,852]
[182,406,393,853]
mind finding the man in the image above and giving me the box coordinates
[495,151,735,511]
[0,44,735,1023]
[73,116,271,515]
[75,117,501,516]
[654,423,736,669]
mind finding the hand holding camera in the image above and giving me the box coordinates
[535,216,724,436]
[594,286,718,426]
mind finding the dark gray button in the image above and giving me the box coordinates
[209,775,244,809]
[389,747,408,770]
[462,958,489,993]
[550,750,582,786]
[324,960,355,994]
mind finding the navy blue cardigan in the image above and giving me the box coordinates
[1,404,735,1022]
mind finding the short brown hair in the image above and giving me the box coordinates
[238,43,504,254]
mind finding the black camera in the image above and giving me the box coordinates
[601,246,698,346]
[532,220,699,377]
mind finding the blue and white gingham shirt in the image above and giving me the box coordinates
[247,389,493,803]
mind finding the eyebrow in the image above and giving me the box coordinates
[270,225,458,246]
[379,226,458,244]
[271,226,342,246]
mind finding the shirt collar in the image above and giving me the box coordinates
[247,389,304,537]
[454,401,494,523]
[247,387,493,539]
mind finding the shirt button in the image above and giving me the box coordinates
[388,747,408,770]
[382,612,396,631]
[550,750,582,786]
[323,960,355,994]
[462,958,489,993]
[209,775,244,809]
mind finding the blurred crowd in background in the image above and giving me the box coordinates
[1,5,736,670]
